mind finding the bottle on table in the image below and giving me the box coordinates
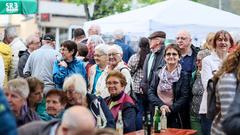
[116,111,123,135]
[153,106,161,133]
[161,108,167,132]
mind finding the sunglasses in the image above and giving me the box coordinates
[166,52,178,56]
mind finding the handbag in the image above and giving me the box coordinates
[206,78,219,120]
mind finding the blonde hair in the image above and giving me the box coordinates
[5,78,29,99]
[63,74,87,96]
[203,32,215,50]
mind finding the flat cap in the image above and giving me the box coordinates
[148,31,166,39]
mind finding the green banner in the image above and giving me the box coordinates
[0,0,37,14]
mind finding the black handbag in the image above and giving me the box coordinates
[206,78,219,120]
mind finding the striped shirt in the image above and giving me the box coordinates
[211,73,237,135]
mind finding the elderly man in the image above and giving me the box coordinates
[3,26,26,79]
[176,30,199,73]
[113,29,134,63]
[88,24,101,36]
[24,34,61,93]
[18,106,96,135]
[140,31,166,115]
[17,34,40,77]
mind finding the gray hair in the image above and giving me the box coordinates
[63,74,87,96]
[88,24,101,35]
[95,43,109,54]
[197,49,211,59]
[108,44,123,55]
[113,29,124,40]
[4,26,17,38]
[26,34,39,47]
[5,78,29,99]
[87,35,105,45]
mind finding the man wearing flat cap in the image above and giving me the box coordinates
[24,33,61,93]
[140,31,166,114]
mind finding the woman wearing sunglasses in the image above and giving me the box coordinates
[148,43,191,129]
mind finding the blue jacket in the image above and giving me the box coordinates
[53,58,87,89]
[0,89,17,135]
[114,39,134,63]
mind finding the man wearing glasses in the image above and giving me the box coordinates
[176,30,199,74]
[17,34,41,77]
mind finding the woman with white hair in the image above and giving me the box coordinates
[63,74,115,129]
[103,44,133,97]
[88,44,109,95]
[86,35,105,64]
[4,78,40,127]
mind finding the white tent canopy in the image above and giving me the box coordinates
[84,0,240,44]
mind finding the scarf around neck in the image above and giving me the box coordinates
[157,64,182,92]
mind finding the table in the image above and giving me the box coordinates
[125,128,197,135]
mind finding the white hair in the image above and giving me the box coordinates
[5,78,29,99]
[87,35,105,45]
[63,74,87,96]
[108,44,123,54]
[88,24,101,35]
[95,43,109,54]
[4,26,17,38]
[113,29,124,40]
[26,34,39,47]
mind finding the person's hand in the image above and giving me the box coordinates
[58,61,68,68]
[160,105,171,113]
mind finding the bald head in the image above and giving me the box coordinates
[176,30,192,55]
[60,106,95,135]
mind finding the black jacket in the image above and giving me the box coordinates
[140,46,165,94]
[148,69,191,129]
[222,90,240,135]
[18,49,30,77]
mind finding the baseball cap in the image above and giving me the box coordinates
[43,34,55,41]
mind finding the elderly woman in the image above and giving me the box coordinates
[88,44,109,95]
[199,30,233,135]
[53,40,87,89]
[4,78,40,127]
[105,71,137,133]
[190,50,211,134]
[41,89,66,121]
[63,74,115,128]
[148,44,191,128]
[100,44,132,98]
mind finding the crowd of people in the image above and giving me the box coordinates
[0,24,240,135]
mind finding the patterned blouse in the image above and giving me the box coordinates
[191,72,204,118]
[128,53,143,93]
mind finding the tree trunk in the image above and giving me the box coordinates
[83,3,91,21]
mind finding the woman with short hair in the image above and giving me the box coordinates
[4,78,40,127]
[148,44,191,128]
[105,71,137,133]
[63,74,115,128]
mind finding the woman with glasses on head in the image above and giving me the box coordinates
[148,43,191,129]
[63,74,115,128]
[105,70,137,133]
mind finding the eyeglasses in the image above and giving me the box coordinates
[108,53,119,57]
[176,37,188,40]
[94,54,104,57]
[166,53,178,57]
[106,81,120,86]
[66,90,77,95]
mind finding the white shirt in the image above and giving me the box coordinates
[0,55,5,88]
[199,51,226,114]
